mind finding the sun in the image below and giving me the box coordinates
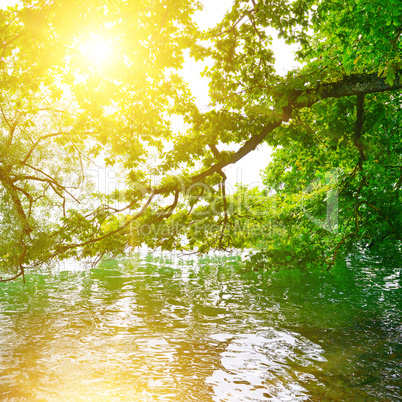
[78,37,112,66]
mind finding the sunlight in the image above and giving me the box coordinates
[78,37,112,66]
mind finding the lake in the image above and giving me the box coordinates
[0,249,400,401]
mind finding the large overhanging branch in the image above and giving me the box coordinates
[293,71,402,108]
[3,70,401,279]
[152,119,285,195]
[153,70,402,195]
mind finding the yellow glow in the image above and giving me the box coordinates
[78,37,112,66]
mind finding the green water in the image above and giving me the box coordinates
[0,250,400,401]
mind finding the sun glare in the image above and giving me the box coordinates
[79,37,112,66]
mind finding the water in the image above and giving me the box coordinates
[0,250,401,401]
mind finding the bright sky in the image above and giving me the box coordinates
[0,0,18,9]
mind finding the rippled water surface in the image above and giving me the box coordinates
[0,250,401,401]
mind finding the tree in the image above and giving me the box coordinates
[235,89,402,271]
[0,0,401,281]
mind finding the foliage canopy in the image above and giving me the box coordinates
[0,0,401,280]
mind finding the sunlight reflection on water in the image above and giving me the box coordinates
[0,251,400,401]
[206,331,325,401]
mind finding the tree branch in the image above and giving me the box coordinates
[294,71,402,108]
[152,71,401,198]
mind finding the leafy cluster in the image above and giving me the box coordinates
[0,0,401,280]
[241,91,402,271]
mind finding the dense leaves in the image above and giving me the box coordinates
[241,92,401,271]
[0,0,401,280]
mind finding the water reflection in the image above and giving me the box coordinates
[0,249,400,401]
[206,331,324,401]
